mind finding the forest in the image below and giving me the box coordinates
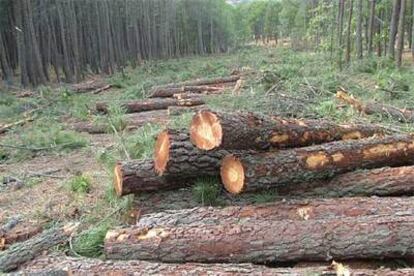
[1,0,414,274]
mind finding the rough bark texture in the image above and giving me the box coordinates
[105,212,414,263]
[137,197,414,228]
[278,166,414,197]
[168,105,206,116]
[96,98,205,114]
[149,85,223,98]
[71,110,169,134]
[17,256,414,276]
[149,75,240,97]
[222,134,414,194]
[190,110,385,151]
[69,78,109,93]
[0,225,42,251]
[154,129,238,178]
[337,90,414,122]
[114,159,193,196]
[0,224,78,272]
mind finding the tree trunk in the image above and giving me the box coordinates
[412,0,414,60]
[18,256,414,276]
[105,212,414,263]
[190,110,386,151]
[149,85,223,98]
[277,165,414,197]
[0,225,42,251]
[167,105,206,116]
[96,98,204,114]
[356,0,363,59]
[220,134,414,194]
[396,0,406,67]
[138,196,414,229]
[154,129,235,178]
[388,0,402,59]
[0,224,78,273]
[345,0,354,63]
[368,0,376,55]
[337,90,414,122]
[337,0,345,69]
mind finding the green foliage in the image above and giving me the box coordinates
[124,124,162,160]
[71,223,109,257]
[192,177,221,206]
[252,190,277,204]
[68,175,91,194]
[107,104,128,133]
[168,113,193,129]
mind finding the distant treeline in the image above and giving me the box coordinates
[0,0,233,87]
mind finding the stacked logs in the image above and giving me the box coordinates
[107,109,414,270]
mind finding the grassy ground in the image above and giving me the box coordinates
[1,46,413,258]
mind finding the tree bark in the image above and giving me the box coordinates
[167,105,206,116]
[337,0,345,69]
[0,224,78,273]
[105,212,414,263]
[96,98,204,114]
[276,165,414,197]
[412,0,414,60]
[137,196,414,228]
[0,225,42,251]
[345,0,354,63]
[368,0,376,55]
[388,0,402,59]
[337,90,414,122]
[220,134,414,194]
[149,85,223,98]
[18,256,414,276]
[396,0,406,67]
[356,0,363,59]
[190,110,386,151]
[153,129,236,178]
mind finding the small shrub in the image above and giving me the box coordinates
[68,175,91,193]
[125,124,162,159]
[71,223,109,257]
[192,177,221,206]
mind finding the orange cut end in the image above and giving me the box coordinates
[154,130,171,175]
[221,155,245,194]
[114,164,123,197]
[190,110,222,150]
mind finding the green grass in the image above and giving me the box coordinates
[67,175,91,194]
[192,177,221,206]
[71,222,110,257]
[252,190,278,204]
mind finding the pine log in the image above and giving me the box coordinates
[0,117,34,135]
[154,129,238,177]
[18,256,414,276]
[173,92,209,100]
[71,110,169,134]
[105,212,414,263]
[113,159,193,197]
[149,85,223,98]
[167,105,207,116]
[0,224,78,272]
[277,166,414,197]
[221,134,414,194]
[137,197,414,228]
[337,90,414,122]
[70,79,109,93]
[190,110,386,151]
[96,98,204,114]
[0,225,42,251]
[149,75,240,97]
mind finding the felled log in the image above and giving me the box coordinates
[0,223,78,272]
[167,105,207,116]
[337,90,414,122]
[96,98,204,114]
[0,117,33,135]
[154,129,236,177]
[220,134,414,194]
[173,93,210,100]
[277,165,414,197]
[190,110,385,151]
[18,256,414,276]
[105,212,414,263]
[0,225,42,251]
[137,197,414,228]
[70,78,110,93]
[71,110,169,134]
[114,159,193,197]
[149,85,223,98]
[149,75,240,97]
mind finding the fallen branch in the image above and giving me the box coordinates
[149,85,223,98]
[0,117,33,135]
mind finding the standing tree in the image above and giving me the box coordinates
[345,0,354,64]
[388,0,402,58]
[396,0,406,67]
[356,0,363,59]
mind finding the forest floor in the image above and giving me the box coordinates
[1,46,414,262]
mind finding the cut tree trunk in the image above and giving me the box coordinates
[71,110,169,134]
[105,212,414,263]
[0,225,42,251]
[278,165,414,197]
[220,134,414,194]
[149,85,223,98]
[113,159,193,197]
[153,129,237,178]
[18,256,414,276]
[149,75,240,97]
[137,196,414,228]
[70,78,109,93]
[172,93,209,100]
[96,98,204,114]
[0,223,78,272]
[337,90,414,122]
[190,110,386,151]
[168,105,206,116]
